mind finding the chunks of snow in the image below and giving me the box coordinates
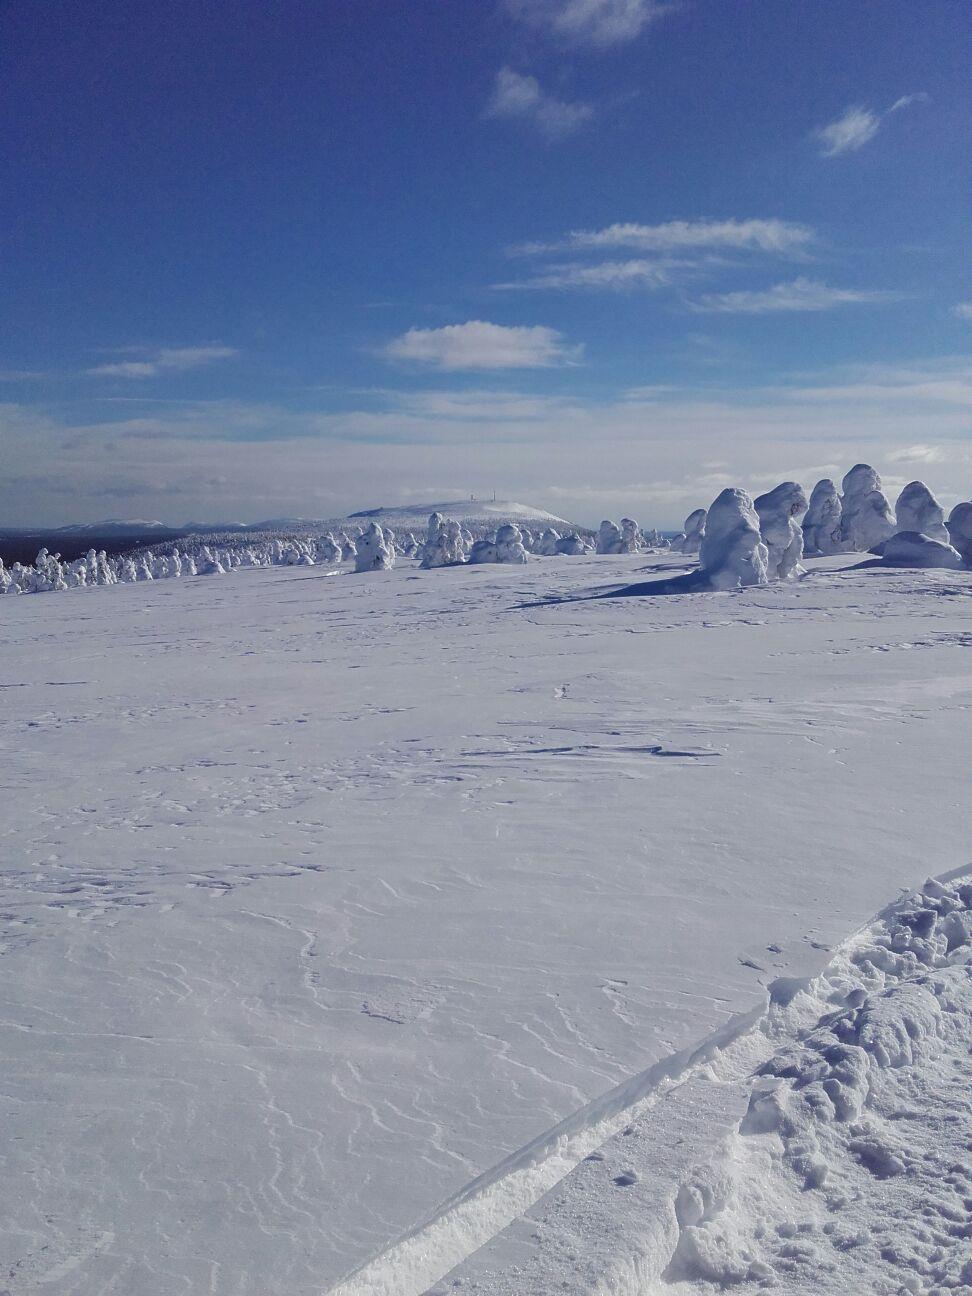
[680,509,707,555]
[802,479,843,556]
[839,463,895,552]
[354,522,395,572]
[698,488,769,590]
[754,481,808,580]
[946,501,972,566]
[895,480,949,542]
[881,531,964,569]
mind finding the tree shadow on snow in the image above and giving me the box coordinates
[519,569,707,609]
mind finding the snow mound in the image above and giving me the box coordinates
[881,531,964,570]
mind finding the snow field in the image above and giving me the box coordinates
[1,550,971,1294]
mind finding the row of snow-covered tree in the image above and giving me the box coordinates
[676,465,972,591]
[3,465,969,598]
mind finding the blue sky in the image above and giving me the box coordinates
[2,0,971,527]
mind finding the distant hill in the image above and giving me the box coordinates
[340,499,578,532]
[0,501,587,565]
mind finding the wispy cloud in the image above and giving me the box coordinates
[484,67,593,138]
[513,218,816,257]
[494,257,680,291]
[384,320,582,369]
[953,303,972,321]
[688,277,900,314]
[87,345,238,379]
[814,94,928,157]
[504,0,673,48]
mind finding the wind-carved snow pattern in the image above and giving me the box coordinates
[380,869,972,1296]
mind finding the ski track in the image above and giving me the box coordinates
[1,552,971,1294]
[329,870,972,1296]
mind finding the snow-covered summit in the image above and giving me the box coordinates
[342,499,577,531]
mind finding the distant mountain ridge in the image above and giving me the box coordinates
[2,500,579,539]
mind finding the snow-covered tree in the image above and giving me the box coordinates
[946,502,972,566]
[596,520,623,554]
[539,528,561,555]
[420,517,467,568]
[680,509,707,555]
[839,464,894,552]
[495,523,528,563]
[619,518,642,553]
[468,538,498,564]
[754,481,808,581]
[894,481,949,542]
[699,488,769,590]
[802,479,842,556]
[555,533,590,555]
[354,522,395,572]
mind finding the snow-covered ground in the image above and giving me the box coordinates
[1,551,970,1295]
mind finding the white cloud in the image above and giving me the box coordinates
[484,67,593,138]
[953,303,972,321]
[384,320,582,369]
[494,257,678,290]
[888,444,947,464]
[814,94,927,157]
[504,0,672,47]
[5,355,972,528]
[87,346,237,379]
[514,218,816,257]
[688,277,900,314]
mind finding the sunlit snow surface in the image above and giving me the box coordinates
[1,552,971,1294]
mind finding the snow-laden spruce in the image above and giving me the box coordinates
[420,516,468,568]
[698,488,769,590]
[838,464,895,552]
[881,531,965,569]
[495,523,528,564]
[946,501,972,566]
[619,518,643,553]
[894,480,949,542]
[596,520,623,555]
[555,532,591,556]
[802,479,843,556]
[754,481,808,581]
[354,522,395,572]
[680,508,707,555]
